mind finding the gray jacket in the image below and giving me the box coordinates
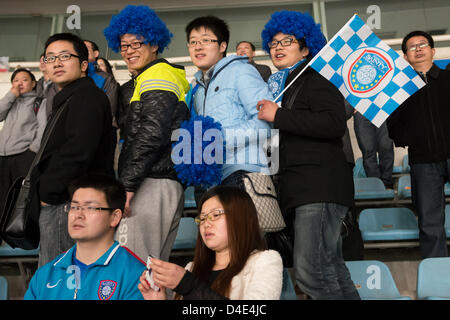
[0,90,47,156]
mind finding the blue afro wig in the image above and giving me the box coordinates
[104,5,173,53]
[261,10,326,58]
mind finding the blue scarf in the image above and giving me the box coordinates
[268,59,306,103]
[87,62,106,90]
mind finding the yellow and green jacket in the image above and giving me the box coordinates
[119,59,190,191]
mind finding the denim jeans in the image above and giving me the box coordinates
[411,160,450,258]
[354,112,394,188]
[38,203,75,267]
[294,203,360,300]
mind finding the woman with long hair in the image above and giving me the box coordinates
[138,185,283,300]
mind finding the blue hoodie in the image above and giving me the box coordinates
[193,55,273,180]
[24,241,146,300]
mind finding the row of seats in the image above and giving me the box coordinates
[346,258,450,300]
[358,206,450,241]
[353,155,410,178]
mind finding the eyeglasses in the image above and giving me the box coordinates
[407,42,429,52]
[64,203,115,214]
[120,41,146,52]
[268,37,298,49]
[43,53,80,64]
[187,39,219,48]
[194,209,225,225]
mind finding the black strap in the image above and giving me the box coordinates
[283,73,307,110]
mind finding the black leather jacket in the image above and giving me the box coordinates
[118,59,190,192]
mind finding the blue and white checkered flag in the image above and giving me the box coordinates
[308,14,425,127]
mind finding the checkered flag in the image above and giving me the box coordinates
[308,14,425,127]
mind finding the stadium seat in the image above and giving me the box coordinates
[358,207,419,241]
[0,242,39,293]
[417,258,450,300]
[172,217,198,250]
[445,205,450,238]
[184,186,197,209]
[445,183,450,196]
[353,157,366,178]
[0,276,7,300]
[402,154,410,173]
[345,260,411,300]
[354,177,395,200]
[280,268,297,300]
[397,175,412,199]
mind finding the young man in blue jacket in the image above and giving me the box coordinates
[185,16,273,192]
[25,174,146,300]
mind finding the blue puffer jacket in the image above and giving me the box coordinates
[193,55,273,180]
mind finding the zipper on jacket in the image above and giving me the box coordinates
[423,72,440,158]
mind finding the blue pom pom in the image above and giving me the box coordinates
[172,115,225,188]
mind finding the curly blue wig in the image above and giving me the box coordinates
[261,10,326,58]
[104,5,173,53]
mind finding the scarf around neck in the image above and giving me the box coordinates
[268,59,306,103]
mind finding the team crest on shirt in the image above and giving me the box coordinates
[98,280,117,300]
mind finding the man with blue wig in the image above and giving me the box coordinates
[104,5,190,263]
[257,10,360,300]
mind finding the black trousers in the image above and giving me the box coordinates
[0,149,36,212]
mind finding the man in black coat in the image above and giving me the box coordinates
[35,33,114,266]
[257,11,359,300]
[387,31,450,258]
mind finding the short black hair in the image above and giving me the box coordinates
[68,174,126,212]
[236,41,255,51]
[11,68,36,83]
[44,32,89,64]
[401,30,434,54]
[185,16,230,56]
[84,39,100,52]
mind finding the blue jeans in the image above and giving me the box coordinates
[411,160,450,258]
[38,203,75,267]
[294,203,360,300]
[354,112,394,188]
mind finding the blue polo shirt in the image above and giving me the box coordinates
[24,241,146,300]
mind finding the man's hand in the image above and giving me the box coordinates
[123,191,134,217]
[257,99,279,123]
[10,84,20,97]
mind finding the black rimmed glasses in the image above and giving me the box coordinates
[194,209,225,225]
[268,37,298,49]
[64,203,115,214]
[407,42,429,52]
[43,53,80,64]
[187,39,219,48]
[120,41,146,52]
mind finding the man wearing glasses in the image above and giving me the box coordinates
[185,16,273,195]
[35,33,114,267]
[25,174,146,300]
[387,31,450,258]
[104,5,190,263]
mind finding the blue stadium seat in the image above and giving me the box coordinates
[445,205,450,238]
[280,268,297,300]
[0,243,40,257]
[397,175,412,199]
[445,183,450,196]
[402,154,410,173]
[358,207,419,241]
[345,260,411,300]
[354,177,395,200]
[184,186,197,209]
[0,276,7,300]
[353,157,366,178]
[417,258,450,300]
[172,217,198,250]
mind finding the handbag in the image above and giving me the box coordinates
[242,172,286,232]
[0,100,68,249]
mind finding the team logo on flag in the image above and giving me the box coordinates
[342,47,394,98]
[98,280,117,300]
